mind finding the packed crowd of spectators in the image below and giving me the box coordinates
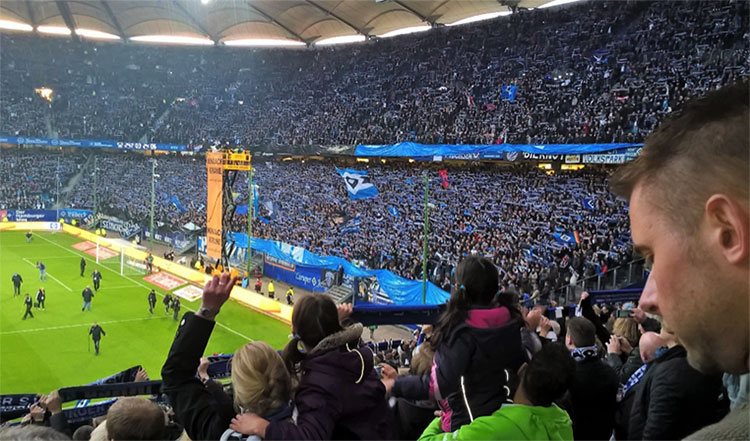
[0,148,80,210]
[244,160,631,297]
[0,146,631,297]
[1,1,747,147]
[65,152,205,228]
[5,270,739,441]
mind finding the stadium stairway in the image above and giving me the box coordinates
[142,107,172,143]
[327,285,353,305]
[57,153,94,205]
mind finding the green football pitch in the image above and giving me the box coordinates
[0,230,290,395]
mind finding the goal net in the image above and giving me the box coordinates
[92,238,148,276]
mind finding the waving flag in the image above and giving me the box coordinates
[582,197,596,211]
[252,184,259,219]
[465,91,475,107]
[388,206,400,218]
[438,169,449,189]
[553,232,577,245]
[171,195,186,213]
[500,85,517,102]
[336,167,379,200]
[341,217,361,234]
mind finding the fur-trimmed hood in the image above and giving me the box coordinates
[309,323,363,355]
[303,323,373,385]
[266,325,391,440]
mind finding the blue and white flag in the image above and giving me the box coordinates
[501,85,518,102]
[341,217,361,234]
[553,232,577,245]
[581,197,596,211]
[336,167,379,200]
[252,184,259,219]
[171,195,186,213]
[388,206,400,218]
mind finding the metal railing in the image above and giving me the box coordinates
[553,257,647,305]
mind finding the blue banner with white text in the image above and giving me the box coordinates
[1,209,57,222]
[263,255,326,293]
[0,135,186,152]
[215,233,449,305]
[355,142,642,159]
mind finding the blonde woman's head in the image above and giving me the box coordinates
[231,341,292,416]
[613,317,640,347]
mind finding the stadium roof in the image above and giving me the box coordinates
[0,0,568,47]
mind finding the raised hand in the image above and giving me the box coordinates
[606,335,622,355]
[39,390,62,415]
[134,367,149,383]
[198,357,210,382]
[197,272,240,321]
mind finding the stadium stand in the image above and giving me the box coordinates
[0,148,631,300]
[1,1,748,439]
[0,1,747,147]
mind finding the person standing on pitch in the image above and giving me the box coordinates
[145,253,154,274]
[79,257,86,277]
[36,261,46,282]
[148,289,157,315]
[36,288,45,311]
[89,322,106,355]
[26,231,32,243]
[163,293,173,314]
[286,286,294,305]
[23,293,34,319]
[82,285,94,311]
[11,272,23,297]
[171,296,181,321]
[92,269,102,291]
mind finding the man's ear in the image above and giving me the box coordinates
[704,194,749,265]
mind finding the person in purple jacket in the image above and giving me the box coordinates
[229,295,391,440]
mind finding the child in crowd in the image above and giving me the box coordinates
[384,256,527,433]
[418,343,575,441]
[228,295,390,440]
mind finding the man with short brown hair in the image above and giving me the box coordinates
[565,317,619,440]
[611,80,749,439]
[105,397,166,440]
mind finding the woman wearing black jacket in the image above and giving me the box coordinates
[161,273,293,441]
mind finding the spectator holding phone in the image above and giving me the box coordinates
[606,309,643,384]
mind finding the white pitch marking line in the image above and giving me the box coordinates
[29,256,80,260]
[36,233,254,342]
[22,258,73,292]
[0,316,171,335]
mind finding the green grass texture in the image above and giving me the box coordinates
[0,231,290,395]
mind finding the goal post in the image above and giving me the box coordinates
[120,243,148,277]
[90,235,147,276]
